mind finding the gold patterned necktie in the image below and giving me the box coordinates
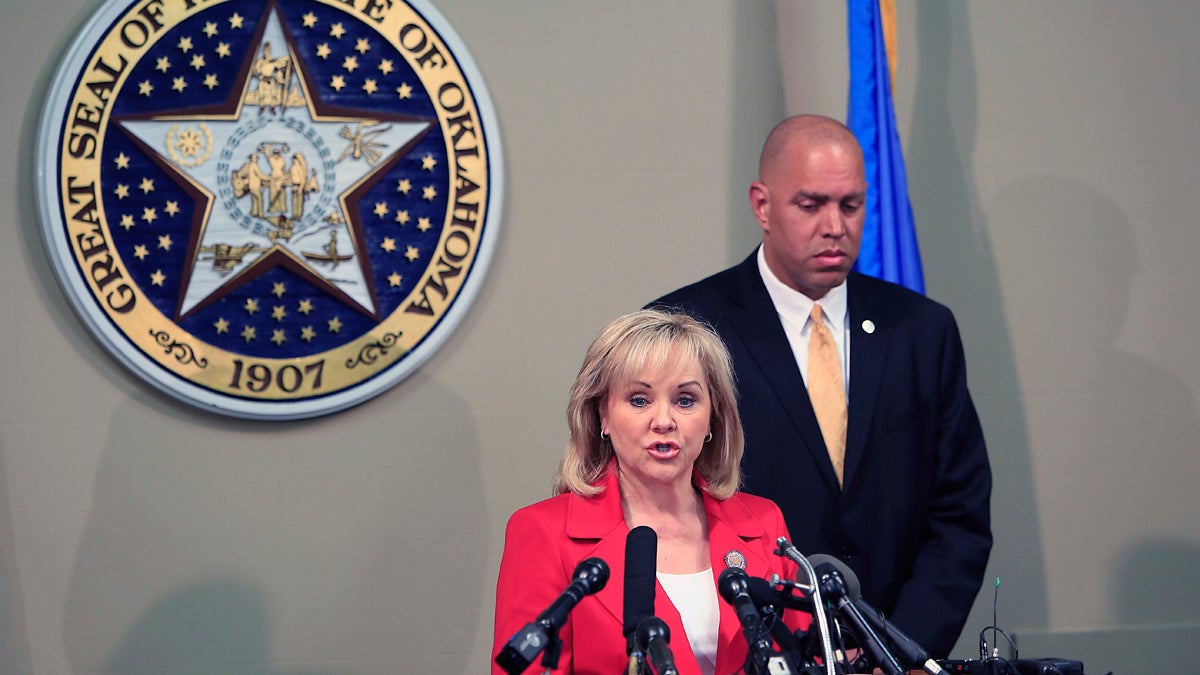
[808,304,848,486]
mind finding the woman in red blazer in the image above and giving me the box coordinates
[492,310,808,675]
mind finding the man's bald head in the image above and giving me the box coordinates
[749,115,867,299]
[758,115,863,183]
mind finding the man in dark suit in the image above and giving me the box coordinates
[650,115,991,658]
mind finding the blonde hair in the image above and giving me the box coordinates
[553,309,744,499]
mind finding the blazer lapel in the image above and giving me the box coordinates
[843,273,888,486]
[566,467,756,675]
[705,491,772,675]
[721,254,840,491]
[565,467,632,629]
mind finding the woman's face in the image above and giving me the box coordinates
[600,350,712,492]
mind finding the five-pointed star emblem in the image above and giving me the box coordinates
[117,5,434,322]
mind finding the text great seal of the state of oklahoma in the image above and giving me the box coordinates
[37,0,503,420]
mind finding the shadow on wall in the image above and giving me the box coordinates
[1116,539,1200,625]
[63,373,487,675]
[988,176,1200,669]
[908,2,1049,649]
[990,176,1200,623]
[98,579,321,675]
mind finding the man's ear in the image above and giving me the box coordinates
[748,181,770,232]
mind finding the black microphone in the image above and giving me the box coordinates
[624,527,658,644]
[718,567,765,634]
[635,616,679,675]
[808,555,904,675]
[624,526,657,673]
[807,555,947,675]
[718,567,795,674]
[746,576,815,612]
[494,557,610,675]
[743,577,811,667]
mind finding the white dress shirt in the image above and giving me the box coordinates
[757,246,850,394]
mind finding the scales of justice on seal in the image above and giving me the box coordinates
[36,0,504,420]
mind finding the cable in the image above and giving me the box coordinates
[975,577,1019,675]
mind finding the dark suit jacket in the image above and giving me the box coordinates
[650,251,992,658]
[492,462,806,675]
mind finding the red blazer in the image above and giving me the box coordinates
[492,464,806,675]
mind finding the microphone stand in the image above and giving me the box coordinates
[625,643,646,675]
[540,624,562,674]
[814,566,903,675]
[776,538,838,675]
[761,596,808,668]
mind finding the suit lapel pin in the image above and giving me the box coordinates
[723,550,747,570]
[861,319,875,334]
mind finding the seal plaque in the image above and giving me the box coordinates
[36,0,503,420]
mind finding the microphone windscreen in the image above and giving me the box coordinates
[623,526,658,638]
[746,576,781,607]
[808,553,862,599]
[717,566,752,604]
[572,557,610,594]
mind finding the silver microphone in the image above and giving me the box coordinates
[776,537,837,675]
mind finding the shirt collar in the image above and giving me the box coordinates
[756,245,847,330]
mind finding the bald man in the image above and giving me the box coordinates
[650,115,991,659]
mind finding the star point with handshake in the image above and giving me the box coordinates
[493,114,991,675]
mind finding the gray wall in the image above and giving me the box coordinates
[1,1,1196,674]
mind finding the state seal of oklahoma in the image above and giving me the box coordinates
[36,0,503,420]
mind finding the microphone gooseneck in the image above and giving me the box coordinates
[776,538,837,675]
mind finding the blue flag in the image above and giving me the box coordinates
[847,0,925,293]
